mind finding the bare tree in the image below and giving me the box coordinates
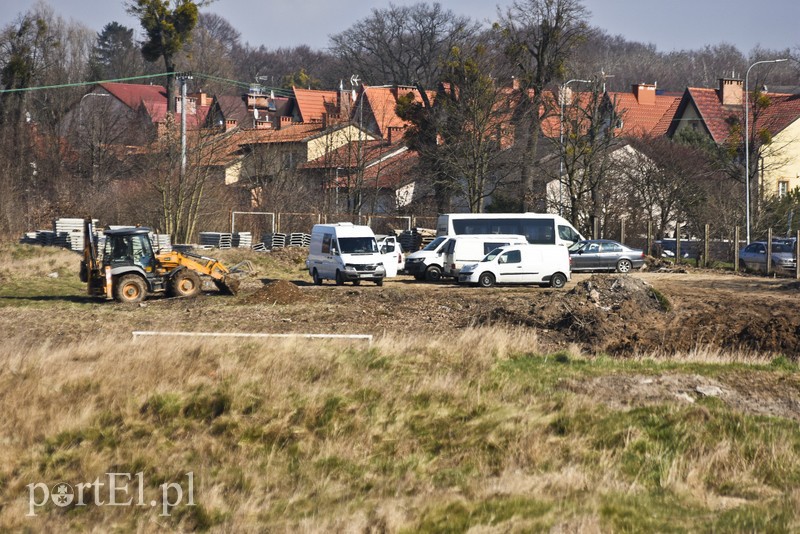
[496,0,592,211]
[329,2,480,86]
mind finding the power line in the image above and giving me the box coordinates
[0,73,170,94]
[0,72,294,98]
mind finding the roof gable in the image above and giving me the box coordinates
[293,87,339,123]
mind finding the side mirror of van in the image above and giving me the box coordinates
[380,245,388,254]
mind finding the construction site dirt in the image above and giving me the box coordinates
[3,260,800,358]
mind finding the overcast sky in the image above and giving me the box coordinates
[2,0,798,54]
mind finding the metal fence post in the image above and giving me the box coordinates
[704,224,710,268]
[620,218,626,245]
[796,229,800,280]
[676,227,681,266]
[767,228,773,276]
[734,226,740,272]
[647,220,652,257]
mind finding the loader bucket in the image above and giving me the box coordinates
[214,276,240,296]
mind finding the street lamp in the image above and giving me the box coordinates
[559,79,591,216]
[744,58,787,244]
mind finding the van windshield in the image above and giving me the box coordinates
[423,236,447,251]
[338,237,378,254]
[482,248,503,262]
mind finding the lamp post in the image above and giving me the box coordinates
[559,79,591,216]
[744,58,787,244]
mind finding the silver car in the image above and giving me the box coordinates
[739,241,797,274]
[569,239,645,273]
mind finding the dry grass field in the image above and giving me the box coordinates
[1,243,799,532]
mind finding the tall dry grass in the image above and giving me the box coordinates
[0,328,797,532]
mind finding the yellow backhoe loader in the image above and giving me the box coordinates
[80,218,249,303]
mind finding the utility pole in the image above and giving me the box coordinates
[177,73,193,179]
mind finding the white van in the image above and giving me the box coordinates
[403,235,451,282]
[458,244,570,288]
[307,223,386,286]
[437,213,583,247]
[442,234,528,278]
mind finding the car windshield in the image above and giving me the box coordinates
[423,236,447,251]
[569,240,589,252]
[338,237,378,254]
[482,248,503,262]
[772,243,793,254]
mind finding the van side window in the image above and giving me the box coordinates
[484,242,507,254]
[322,233,332,253]
[501,250,521,264]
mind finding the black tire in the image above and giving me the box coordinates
[413,273,425,281]
[335,270,344,286]
[353,279,361,286]
[168,269,202,298]
[478,272,495,288]
[312,268,322,285]
[376,278,384,286]
[616,259,633,273]
[114,274,147,303]
[550,272,567,289]
[740,261,747,271]
[425,265,443,282]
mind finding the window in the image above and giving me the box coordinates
[779,181,789,198]
[500,250,521,264]
[322,233,332,254]
[484,242,508,254]
[600,243,623,253]
[558,225,580,244]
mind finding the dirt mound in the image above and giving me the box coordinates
[243,280,312,305]
[475,275,669,353]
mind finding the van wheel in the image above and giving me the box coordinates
[425,265,442,282]
[550,272,567,288]
[413,273,425,281]
[478,272,495,288]
[353,279,361,286]
[376,278,383,286]
[312,269,322,285]
[335,270,344,286]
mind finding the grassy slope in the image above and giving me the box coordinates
[0,244,798,531]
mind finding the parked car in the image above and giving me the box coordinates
[739,241,797,274]
[442,234,528,278]
[569,239,645,273]
[458,244,570,288]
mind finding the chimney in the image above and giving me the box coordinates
[279,116,292,130]
[719,78,743,106]
[632,83,656,105]
[387,126,403,144]
[189,91,209,107]
[225,119,237,131]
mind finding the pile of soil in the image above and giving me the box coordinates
[476,275,669,353]
[243,280,312,305]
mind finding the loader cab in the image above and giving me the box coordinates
[103,228,156,273]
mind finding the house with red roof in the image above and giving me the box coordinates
[668,77,800,197]
[606,84,682,138]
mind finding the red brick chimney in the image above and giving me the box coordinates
[719,78,743,106]
[632,83,656,105]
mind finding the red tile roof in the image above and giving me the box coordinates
[293,87,338,123]
[98,82,211,128]
[234,123,325,145]
[607,90,682,137]
[361,85,433,139]
[683,88,800,143]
